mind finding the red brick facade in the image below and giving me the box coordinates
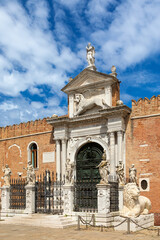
[126,95,160,213]
[0,118,56,184]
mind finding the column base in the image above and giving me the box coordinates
[97,184,110,214]
[0,185,10,211]
[63,185,74,214]
[25,184,35,214]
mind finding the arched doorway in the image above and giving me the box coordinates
[75,142,103,212]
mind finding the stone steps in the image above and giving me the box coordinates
[0,214,77,228]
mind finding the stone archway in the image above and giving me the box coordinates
[74,142,104,211]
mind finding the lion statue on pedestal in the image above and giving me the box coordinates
[120,183,151,218]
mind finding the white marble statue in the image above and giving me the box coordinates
[96,151,110,184]
[2,164,12,186]
[129,164,137,183]
[24,161,36,185]
[65,158,74,185]
[116,161,125,186]
[74,93,109,116]
[120,183,151,218]
[86,43,95,68]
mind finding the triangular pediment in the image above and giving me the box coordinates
[62,68,117,94]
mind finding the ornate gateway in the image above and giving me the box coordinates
[74,142,103,211]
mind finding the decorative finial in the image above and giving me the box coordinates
[86,43,96,71]
[110,65,117,77]
[69,77,73,82]
[52,114,58,118]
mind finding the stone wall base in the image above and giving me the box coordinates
[114,214,154,232]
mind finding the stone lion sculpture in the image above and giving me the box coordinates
[120,183,151,218]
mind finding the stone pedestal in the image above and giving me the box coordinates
[118,185,124,211]
[25,184,35,214]
[0,186,10,211]
[63,185,74,214]
[97,184,110,214]
[114,214,154,232]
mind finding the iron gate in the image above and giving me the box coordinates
[109,181,119,212]
[35,171,64,214]
[10,178,26,209]
[75,142,103,211]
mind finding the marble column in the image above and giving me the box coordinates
[97,184,110,214]
[0,186,10,211]
[117,131,123,163]
[69,94,74,118]
[63,185,74,214]
[56,140,61,179]
[118,186,124,211]
[62,139,67,178]
[25,184,35,214]
[109,132,117,182]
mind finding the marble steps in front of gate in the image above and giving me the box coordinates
[0,214,77,228]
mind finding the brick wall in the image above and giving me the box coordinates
[0,118,56,185]
[112,82,120,106]
[126,96,160,213]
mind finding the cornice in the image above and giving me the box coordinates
[47,105,131,127]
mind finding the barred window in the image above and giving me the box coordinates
[30,143,38,168]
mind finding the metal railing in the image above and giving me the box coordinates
[77,214,160,236]
[35,171,64,214]
[10,178,26,210]
[74,178,99,213]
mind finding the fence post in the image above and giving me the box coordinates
[0,186,10,212]
[77,215,80,230]
[97,184,110,214]
[24,184,35,214]
[63,185,74,214]
[92,214,95,227]
[127,218,130,234]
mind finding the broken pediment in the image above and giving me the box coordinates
[62,68,117,94]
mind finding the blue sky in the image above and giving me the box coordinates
[0,0,160,126]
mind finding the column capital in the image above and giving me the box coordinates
[108,131,115,138]
[117,130,124,135]
[62,138,68,144]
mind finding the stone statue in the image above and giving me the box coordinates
[65,158,74,185]
[86,43,95,69]
[96,151,110,184]
[120,183,151,218]
[116,161,125,186]
[2,164,12,186]
[129,164,137,183]
[24,161,35,185]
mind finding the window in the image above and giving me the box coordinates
[139,178,150,191]
[141,180,148,190]
[30,143,38,168]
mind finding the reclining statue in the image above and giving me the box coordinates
[120,183,151,218]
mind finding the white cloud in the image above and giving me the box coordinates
[0,0,82,97]
[54,0,82,9]
[86,0,118,27]
[0,101,18,111]
[0,96,67,127]
[91,0,160,70]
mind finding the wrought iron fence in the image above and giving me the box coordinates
[109,181,119,212]
[74,178,99,212]
[35,171,64,214]
[10,178,26,209]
